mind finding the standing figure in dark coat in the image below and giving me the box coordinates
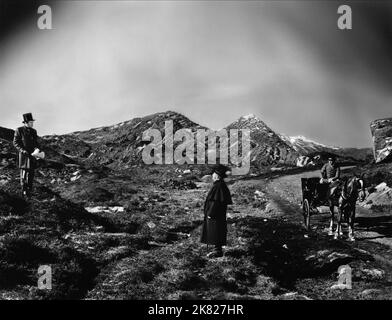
[200,164,233,258]
[13,113,41,198]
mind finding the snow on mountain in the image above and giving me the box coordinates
[279,134,340,153]
[241,114,258,121]
[279,133,373,163]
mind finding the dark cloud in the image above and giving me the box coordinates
[0,1,390,148]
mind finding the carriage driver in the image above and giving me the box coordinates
[320,155,341,198]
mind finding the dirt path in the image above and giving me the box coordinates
[256,168,392,294]
[264,167,392,250]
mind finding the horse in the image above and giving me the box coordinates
[324,179,344,236]
[334,176,366,241]
[323,177,366,239]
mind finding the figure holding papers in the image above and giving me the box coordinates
[13,113,42,199]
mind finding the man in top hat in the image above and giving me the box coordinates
[13,113,41,198]
[200,164,233,258]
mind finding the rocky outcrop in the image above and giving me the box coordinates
[370,118,392,163]
[360,182,392,210]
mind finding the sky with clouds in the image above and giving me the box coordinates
[0,1,391,147]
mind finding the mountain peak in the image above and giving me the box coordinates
[281,134,340,150]
[241,113,258,120]
[238,114,268,124]
[226,113,272,132]
[160,110,182,116]
[228,113,266,126]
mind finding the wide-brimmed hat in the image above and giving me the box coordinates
[22,113,35,123]
[211,164,231,178]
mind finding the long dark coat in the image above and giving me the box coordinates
[200,180,233,246]
[13,126,40,169]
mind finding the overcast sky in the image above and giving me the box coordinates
[0,1,391,147]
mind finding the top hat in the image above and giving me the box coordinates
[22,113,35,123]
[328,155,336,161]
[211,164,231,178]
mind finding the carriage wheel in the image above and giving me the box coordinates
[302,199,310,231]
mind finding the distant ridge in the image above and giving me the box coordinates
[1,110,373,171]
[279,133,373,163]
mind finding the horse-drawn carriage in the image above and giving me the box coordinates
[301,176,366,240]
[301,177,331,231]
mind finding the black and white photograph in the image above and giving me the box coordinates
[0,0,391,307]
